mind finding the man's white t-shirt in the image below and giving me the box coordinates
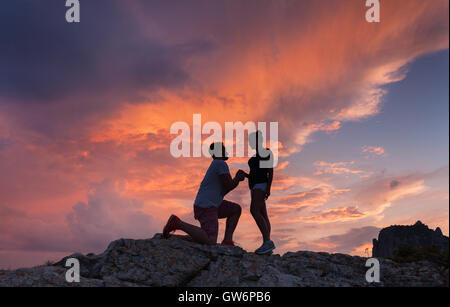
[194,159,230,208]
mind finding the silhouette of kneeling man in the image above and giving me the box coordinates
[163,142,246,246]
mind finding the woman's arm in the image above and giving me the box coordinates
[265,168,273,200]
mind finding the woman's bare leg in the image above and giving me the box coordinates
[261,203,271,237]
[250,189,271,242]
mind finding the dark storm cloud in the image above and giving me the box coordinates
[0,0,215,102]
[0,0,214,135]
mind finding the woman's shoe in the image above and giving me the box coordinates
[255,240,275,255]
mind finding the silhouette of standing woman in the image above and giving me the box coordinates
[244,131,275,254]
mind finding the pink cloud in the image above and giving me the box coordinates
[0,0,448,268]
[286,206,365,224]
[362,145,386,158]
[298,226,380,255]
[313,161,373,178]
[270,186,350,212]
[352,175,428,215]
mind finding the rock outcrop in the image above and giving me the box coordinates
[1,234,448,287]
[372,221,449,258]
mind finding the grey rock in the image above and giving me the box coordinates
[0,266,104,287]
[0,233,447,287]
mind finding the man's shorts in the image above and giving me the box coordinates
[194,200,241,239]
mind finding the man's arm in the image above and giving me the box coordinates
[220,170,245,195]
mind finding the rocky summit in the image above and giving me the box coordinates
[0,234,448,287]
[372,220,449,258]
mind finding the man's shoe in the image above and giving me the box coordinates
[221,240,236,246]
[163,214,180,239]
[255,240,275,255]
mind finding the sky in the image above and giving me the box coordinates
[0,0,448,269]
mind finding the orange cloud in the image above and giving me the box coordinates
[85,0,448,155]
[351,243,374,257]
[275,161,289,171]
[286,206,365,224]
[313,161,373,178]
[271,186,350,211]
[0,0,448,268]
[353,175,428,215]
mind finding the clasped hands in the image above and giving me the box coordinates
[235,169,248,182]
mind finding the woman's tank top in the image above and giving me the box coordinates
[248,149,272,189]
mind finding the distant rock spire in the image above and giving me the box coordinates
[372,220,449,258]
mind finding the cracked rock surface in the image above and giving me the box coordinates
[0,234,447,287]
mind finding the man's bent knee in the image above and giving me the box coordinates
[229,201,241,216]
[220,200,241,218]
